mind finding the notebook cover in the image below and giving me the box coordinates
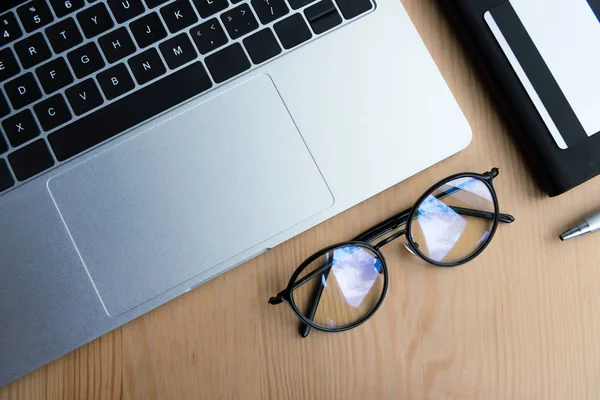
[440,0,600,196]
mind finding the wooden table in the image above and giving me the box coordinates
[4,0,600,398]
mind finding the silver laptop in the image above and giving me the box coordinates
[0,0,470,386]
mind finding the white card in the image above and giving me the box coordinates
[510,0,600,137]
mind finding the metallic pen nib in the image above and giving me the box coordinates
[560,221,591,241]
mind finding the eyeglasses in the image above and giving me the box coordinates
[268,168,515,337]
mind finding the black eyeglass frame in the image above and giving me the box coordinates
[269,168,514,336]
[272,241,390,334]
[406,169,501,267]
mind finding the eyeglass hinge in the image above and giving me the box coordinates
[485,167,499,179]
[268,290,288,305]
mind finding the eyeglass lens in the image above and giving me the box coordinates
[291,245,385,330]
[410,177,496,264]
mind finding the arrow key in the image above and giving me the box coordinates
[221,4,258,40]
[189,18,228,55]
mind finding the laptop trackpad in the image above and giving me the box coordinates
[48,75,334,317]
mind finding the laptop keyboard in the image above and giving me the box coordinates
[0,0,373,194]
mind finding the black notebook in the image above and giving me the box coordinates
[441,0,600,196]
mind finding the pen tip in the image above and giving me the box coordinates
[560,226,584,241]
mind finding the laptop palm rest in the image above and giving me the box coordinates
[47,75,334,317]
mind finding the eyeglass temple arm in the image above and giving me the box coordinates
[452,207,515,223]
[268,258,336,303]
[356,206,514,243]
[300,268,330,337]
[298,206,514,338]
[267,258,334,335]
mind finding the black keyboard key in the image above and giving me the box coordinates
[159,33,197,69]
[35,58,74,94]
[67,42,105,78]
[274,14,311,49]
[98,27,136,63]
[49,62,212,161]
[251,0,288,24]
[193,0,228,19]
[17,1,54,33]
[189,19,228,55]
[34,94,72,131]
[160,0,198,33]
[0,93,9,118]
[221,4,258,40]
[0,13,23,47]
[144,0,169,7]
[288,0,316,10]
[0,48,20,83]
[65,78,104,115]
[2,109,40,147]
[45,17,84,53]
[5,73,42,110]
[50,0,86,17]
[130,12,167,48]
[334,0,371,19]
[304,0,341,34]
[243,28,281,64]
[8,139,55,181]
[97,63,135,99]
[77,3,115,38]
[0,132,7,155]
[14,33,52,69]
[0,159,15,192]
[108,0,145,23]
[205,43,250,83]
[128,47,166,85]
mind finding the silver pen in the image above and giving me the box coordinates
[560,210,600,241]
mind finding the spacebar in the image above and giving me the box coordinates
[49,62,213,162]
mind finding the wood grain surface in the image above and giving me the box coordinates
[3,0,600,398]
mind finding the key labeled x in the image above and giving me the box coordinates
[2,109,40,147]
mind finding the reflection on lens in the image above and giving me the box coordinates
[291,245,385,330]
[410,177,496,264]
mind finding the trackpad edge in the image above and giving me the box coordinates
[48,75,333,317]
